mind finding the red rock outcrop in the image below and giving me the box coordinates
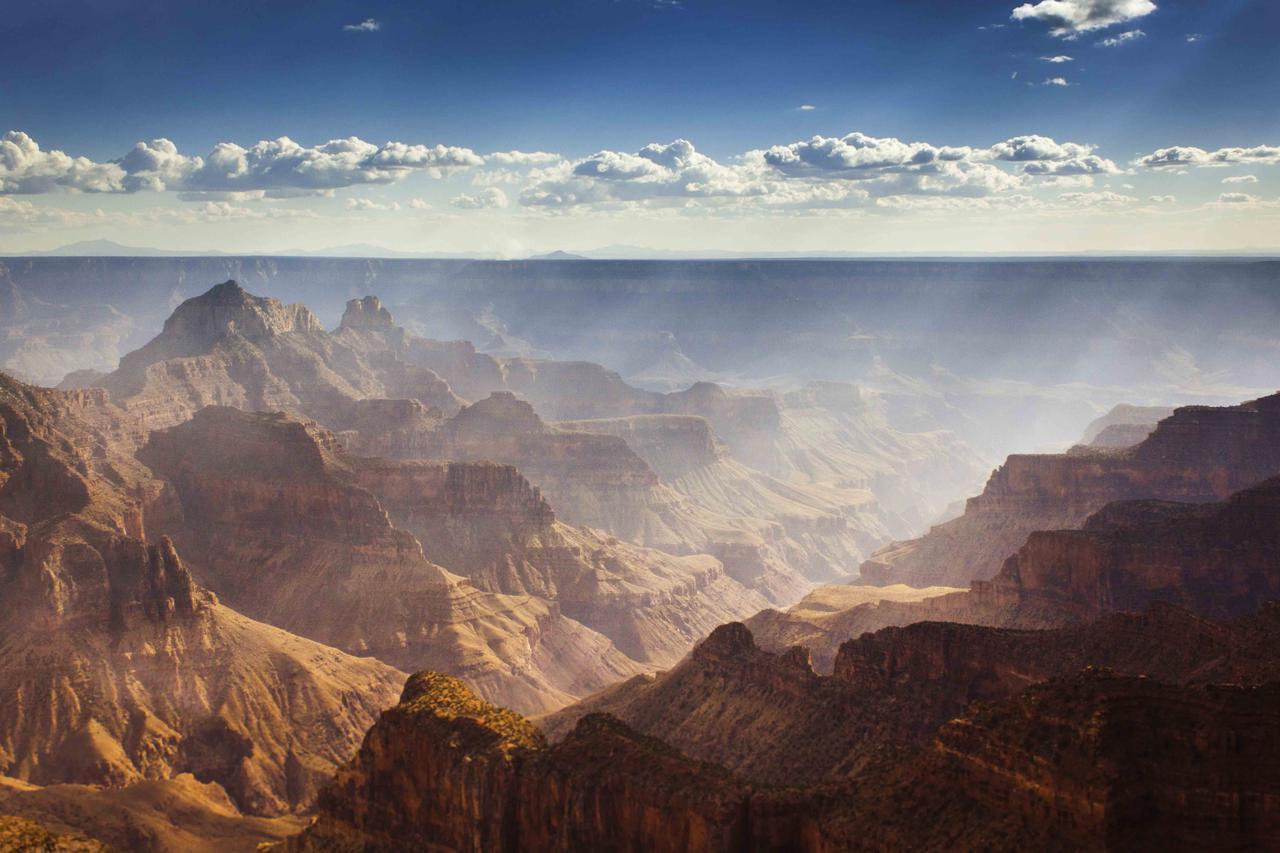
[0,372,404,817]
[861,391,1280,587]
[137,406,647,713]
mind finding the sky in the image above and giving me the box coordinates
[2,0,1279,256]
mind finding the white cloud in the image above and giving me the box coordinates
[798,104,817,111]
[1041,55,1074,62]
[451,187,509,209]
[1185,33,1202,43]
[1135,145,1280,169]
[1097,29,1145,47]
[1057,190,1137,207]
[4,132,487,198]
[409,197,430,209]
[1217,192,1259,204]
[0,196,103,230]
[1222,175,1259,184]
[1042,77,1070,86]
[343,18,380,32]
[1,131,126,194]
[1011,0,1156,36]
[1148,194,1177,204]
[486,150,562,166]
[345,197,401,211]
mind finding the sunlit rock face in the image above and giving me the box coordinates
[861,392,1280,588]
[0,372,404,817]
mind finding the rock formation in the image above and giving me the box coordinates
[861,392,1280,587]
[753,475,1280,665]
[0,372,404,817]
[1079,402,1175,447]
[279,622,1280,852]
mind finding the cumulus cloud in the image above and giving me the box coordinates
[1042,77,1070,86]
[1041,55,1074,62]
[409,197,430,209]
[343,18,380,32]
[1011,0,1157,36]
[3,132,485,198]
[1097,29,1145,46]
[1185,33,1202,43]
[1217,192,1259,204]
[798,104,817,111]
[0,196,104,230]
[1134,145,1280,169]
[1,131,126,194]
[1148,194,1177,204]
[451,187,509,209]
[1222,175,1259,184]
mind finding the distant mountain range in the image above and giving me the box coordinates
[7,239,1277,260]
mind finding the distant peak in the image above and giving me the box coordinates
[341,295,395,330]
[154,281,323,348]
[449,392,545,434]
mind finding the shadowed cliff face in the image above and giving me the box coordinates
[861,392,1280,588]
[0,372,405,817]
[751,476,1280,667]
[279,637,1280,853]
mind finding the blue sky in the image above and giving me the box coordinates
[2,0,1278,254]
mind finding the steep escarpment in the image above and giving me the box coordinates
[1080,403,1175,447]
[138,406,645,713]
[278,672,807,853]
[0,373,404,817]
[282,634,1280,853]
[544,606,1280,784]
[351,455,773,668]
[753,474,1280,665]
[861,392,1280,587]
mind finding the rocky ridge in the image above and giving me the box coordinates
[861,391,1280,587]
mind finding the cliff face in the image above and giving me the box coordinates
[283,641,1280,853]
[280,672,808,853]
[861,392,1280,587]
[0,373,404,817]
[752,475,1280,666]
[137,406,647,714]
[544,606,1280,788]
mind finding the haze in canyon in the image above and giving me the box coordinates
[5,0,1280,849]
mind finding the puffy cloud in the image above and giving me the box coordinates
[4,132,486,197]
[1148,194,1177,204]
[1097,29,1145,47]
[1185,33,1202,43]
[798,104,817,111]
[1041,55,1074,62]
[1042,77,1070,86]
[986,135,1092,162]
[1,131,126,194]
[1011,0,1156,36]
[1134,145,1280,169]
[760,132,973,178]
[451,187,509,209]
[1217,192,1259,204]
[1022,155,1119,175]
[343,18,380,32]
[1222,175,1259,184]
[409,197,431,209]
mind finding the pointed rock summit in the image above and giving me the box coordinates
[153,280,323,353]
[340,295,395,330]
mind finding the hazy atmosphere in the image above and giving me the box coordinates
[2,2,1280,851]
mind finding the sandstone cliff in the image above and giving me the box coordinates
[0,373,405,817]
[861,391,1280,587]
[137,406,647,713]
